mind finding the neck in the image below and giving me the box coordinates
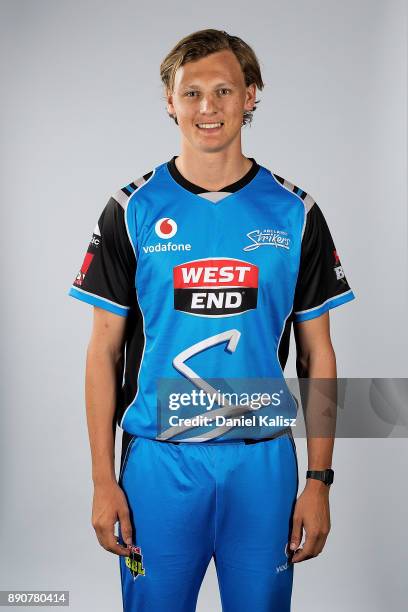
[176,140,252,191]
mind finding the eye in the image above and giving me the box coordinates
[184,91,199,97]
[218,88,231,96]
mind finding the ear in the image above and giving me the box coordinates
[244,83,257,111]
[166,89,175,116]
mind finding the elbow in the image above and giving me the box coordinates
[86,339,124,367]
[296,344,337,378]
[296,352,310,378]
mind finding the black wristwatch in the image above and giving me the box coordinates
[306,469,334,486]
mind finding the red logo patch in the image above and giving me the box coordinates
[74,252,94,287]
[173,258,258,317]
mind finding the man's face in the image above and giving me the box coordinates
[166,49,256,154]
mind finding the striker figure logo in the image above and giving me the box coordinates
[243,229,291,252]
[155,217,177,239]
[173,257,258,317]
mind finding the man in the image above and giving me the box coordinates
[68,29,355,612]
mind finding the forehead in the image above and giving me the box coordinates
[174,49,245,87]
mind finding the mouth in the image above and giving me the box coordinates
[196,121,224,133]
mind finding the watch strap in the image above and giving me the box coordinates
[306,468,334,486]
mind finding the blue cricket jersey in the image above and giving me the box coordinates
[68,158,355,443]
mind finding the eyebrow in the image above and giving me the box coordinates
[182,82,234,89]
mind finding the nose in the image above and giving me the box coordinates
[199,93,218,115]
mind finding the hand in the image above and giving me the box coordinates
[92,480,133,556]
[289,479,331,563]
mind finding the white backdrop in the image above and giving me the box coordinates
[1,0,407,610]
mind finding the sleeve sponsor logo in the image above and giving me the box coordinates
[90,235,100,247]
[73,231,101,286]
[173,257,258,317]
[333,249,347,283]
[243,229,291,252]
[74,252,94,287]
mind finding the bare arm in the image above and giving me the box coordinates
[294,311,336,473]
[289,312,335,563]
[86,306,133,556]
[86,306,126,485]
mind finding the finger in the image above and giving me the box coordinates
[105,534,131,556]
[118,508,133,547]
[289,516,303,553]
[292,531,320,563]
[292,548,314,563]
[95,524,132,556]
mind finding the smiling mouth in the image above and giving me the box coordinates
[196,121,224,129]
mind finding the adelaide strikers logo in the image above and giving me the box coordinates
[155,217,177,239]
[243,228,291,252]
[125,545,146,581]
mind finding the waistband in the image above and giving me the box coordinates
[154,426,293,446]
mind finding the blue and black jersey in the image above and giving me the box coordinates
[68,157,355,442]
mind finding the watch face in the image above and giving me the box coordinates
[325,469,334,485]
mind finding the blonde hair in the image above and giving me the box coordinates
[160,29,264,126]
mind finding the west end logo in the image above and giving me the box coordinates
[243,229,291,252]
[173,257,259,317]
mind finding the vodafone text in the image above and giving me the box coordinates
[142,242,191,253]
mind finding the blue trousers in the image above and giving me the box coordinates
[118,430,299,611]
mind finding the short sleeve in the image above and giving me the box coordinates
[67,197,136,317]
[293,202,355,322]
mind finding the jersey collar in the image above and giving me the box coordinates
[167,156,260,196]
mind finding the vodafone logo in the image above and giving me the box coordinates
[173,257,259,317]
[155,217,177,239]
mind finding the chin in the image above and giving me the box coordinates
[193,134,240,154]
[195,142,230,154]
